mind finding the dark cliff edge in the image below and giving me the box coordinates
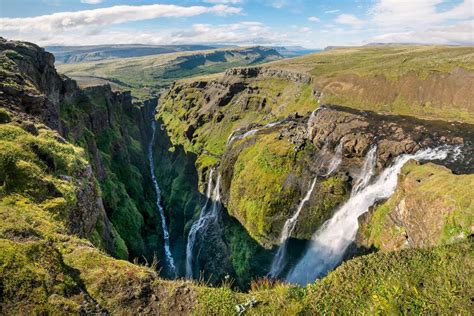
[0,37,167,263]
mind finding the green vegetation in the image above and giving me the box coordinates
[263,45,474,123]
[194,286,237,315]
[57,47,281,99]
[60,88,162,261]
[303,241,473,314]
[158,78,316,165]
[0,123,85,216]
[360,161,474,251]
[0,108,11,123]
[269,45,474,80]
[229,132,300,245]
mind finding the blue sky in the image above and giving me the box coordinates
[1,0,473,48]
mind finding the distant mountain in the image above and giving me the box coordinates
[57,46,283,98]
[47,44,218,64]
[273,46,321,57]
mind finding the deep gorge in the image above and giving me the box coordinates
[1,37,473,314]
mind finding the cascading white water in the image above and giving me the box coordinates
[268,141,343,278]
[209,175,222,218]
[185,169,214,278]
[325,141,343,176]
[352,145,377,194]
[185,170,222,278]
[148,119,176,276]
[227,120,283,146]
[286,146,453,285]
[269,178,318,278]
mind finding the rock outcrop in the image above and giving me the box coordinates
[0,38,167,262]
[224,66,313,85]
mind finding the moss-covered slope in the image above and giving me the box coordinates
[358,161,474,251]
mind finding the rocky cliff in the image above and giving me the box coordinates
[0,37,169,263]
[157,60,473,280]
[1,38,473,314]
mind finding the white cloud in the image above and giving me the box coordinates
[369,0,474,29]
[335,14,363,27]
[367,0,474,45]
[1,20,287,46]
[80,0,103,4]
[325,9,340,14]
[308,16,319,22]
[204,0,243,3]
[299,27,312,33]
[372,19,474,45]
[0,4,242,34]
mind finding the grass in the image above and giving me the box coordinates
[360,161,474,250]
[57,46,281,99]
[261,45,474,123]
[267,45,474,80]
[228,132,301,245]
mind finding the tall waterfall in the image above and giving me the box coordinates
[286,146,453,285]
[269,178,317,278]
[325,141,343,176]
[148,119,176,276]
[352,145,377,194]
[185,170,222,278]
[268,141,343,278]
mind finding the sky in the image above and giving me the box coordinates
[0,0,473,48]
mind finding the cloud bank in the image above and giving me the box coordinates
[0,4,241,33]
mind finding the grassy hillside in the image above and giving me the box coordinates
[58,46,282,99]
[263,45,474,123]
[47,44,216,64]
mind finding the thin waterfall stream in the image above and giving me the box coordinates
[269,178,317,278]
[352,145,377,195]
[286,145,455,285]
[185,169,222,278]
[148,119,176,276]
[227,120,284,146]
[268,141,344,278]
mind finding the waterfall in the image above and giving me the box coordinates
[185,170,222,278]
[268,141,340,278]
[227,120,283,146]
[185,169,214,278]
[325,141,343,176]
[352,145,377,194]
[286,145,453,285]
[269,178,317,278]
[148,119,176,276]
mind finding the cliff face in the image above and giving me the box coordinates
[1,38,473,314]
[0,38,169,263]
[357,161,474,251]
[0,38,124,255]
[157,64,473,280]
[60,84,164,261]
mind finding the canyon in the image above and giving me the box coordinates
[0,37,473,314]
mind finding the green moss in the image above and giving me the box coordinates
[228,133,300,244]
[0,108,11,123]
[194,287,238,316]
[361,162,473,250]
[305,241,473,314]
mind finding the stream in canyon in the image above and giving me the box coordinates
[149,118,177,277]
[185,169,222,278]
